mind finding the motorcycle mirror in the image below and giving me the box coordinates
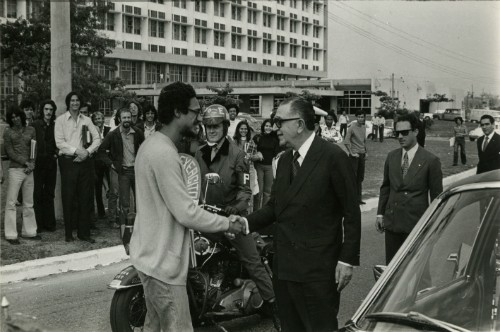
[205,173,221,184]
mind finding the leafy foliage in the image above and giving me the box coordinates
[371,90,400,119]
[0,1,133,109]
[204,84,241,108]
[284,90,322,104]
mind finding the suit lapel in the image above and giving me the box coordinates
[392,149,404,186]
[276,136,322,216]
[403,148,427,184]
[485,133,500,153]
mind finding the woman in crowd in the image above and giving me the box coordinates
[452,116,468,166]
[138,104,162,139]
[3,107,40,245]
[233,120,260,213]
[128,101,142,126]
[253,119,280,210]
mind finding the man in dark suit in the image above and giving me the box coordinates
[476,114,500,174]
[91,111,111,219]
[238,97,361,332]
[376,113,443,264]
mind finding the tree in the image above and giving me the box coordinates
[372,90,399,119]
[0,1,132,110]
[430,93,452,110]
[204,83,241,108]
[284,90,322,104]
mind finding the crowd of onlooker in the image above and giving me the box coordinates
[1,93,161,245]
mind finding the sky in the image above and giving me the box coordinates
[327,1,500,95]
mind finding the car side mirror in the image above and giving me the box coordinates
[373,265,387,282]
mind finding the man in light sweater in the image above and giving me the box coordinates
[129,82,245,332]
[345,110,367,205]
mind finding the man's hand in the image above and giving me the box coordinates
[224,206,239,216]
[226,217,245,235]
[375,216,385,233]
[350,152,359,157]
[74,148,89,162]
[335,263,353,292]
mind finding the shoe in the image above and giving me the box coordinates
[359,201,366,205]
[65,236,75,242]
[6,239,20,245]
[78,237,96,244]
[23,235,42,240]
[261,300,281,332]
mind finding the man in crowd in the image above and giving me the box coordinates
[415,111,426,147]
[99,108,144,235]
[376,113,443,263]
[33,100,58,232]
[227,104,240,138]
[345,111,367,205]
[338,110,349,138]
[195,104,279,330]
[239,97,361,332]
[377,113,386,142]
[137,104,162,139]
[20,99,36,126]
[91,111,110,219]
[128,101,142,126]
[55,91,101,243]
[476,114,500,174]
[129,82,244,332]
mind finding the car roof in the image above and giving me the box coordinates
[447,170,500,192]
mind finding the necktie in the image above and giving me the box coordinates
[483,135,489,152]
[402,152,409,178]
[291,151,300,182]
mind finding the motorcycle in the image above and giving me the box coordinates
[108,170,274,332]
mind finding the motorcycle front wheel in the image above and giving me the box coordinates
[110,287,147,332]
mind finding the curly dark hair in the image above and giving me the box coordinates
[6,106,27,127]
[65,91,83,110]
[39,99,57,123]
[234,120,252,143]
[158,82,197,125]
[395,112,419,131]
[143,104,158,122]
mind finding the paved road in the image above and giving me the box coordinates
[1,209,383,332]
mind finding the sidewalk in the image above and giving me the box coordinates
[0,167,477,284]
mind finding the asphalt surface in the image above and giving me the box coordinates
[0,208,382,331]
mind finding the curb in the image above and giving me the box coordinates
[0,167,477,285]
[0,246,128,284]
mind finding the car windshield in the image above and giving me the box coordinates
[359,188,500,331]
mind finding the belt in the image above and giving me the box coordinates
[122,166,134,170]
[61,155,75,159]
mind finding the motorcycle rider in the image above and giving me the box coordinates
[195,104,281,331]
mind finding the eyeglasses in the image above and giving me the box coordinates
[395,130,412,137]
[272,116,302,128]
[187,108,201,116]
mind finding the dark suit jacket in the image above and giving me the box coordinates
[476,132,500,174]
[247,135,361,282]
[377,146,443,234]
[32,119,57,161]
[98,126,144,174]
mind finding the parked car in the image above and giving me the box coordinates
[362,120,395,139]
[441,108,465,121]
[432,109,446,119]
[468,116,500,141]
[340,170,500,332]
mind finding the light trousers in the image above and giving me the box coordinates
[4,168,37,239]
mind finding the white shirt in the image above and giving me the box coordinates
[482,132,495,150]
[54,111,101,156]
[227,119,239,138]
[144,123,156,139]
[339,115,349,124]
[402,143,419,166]
[293,132,316,166]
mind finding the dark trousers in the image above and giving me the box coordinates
[274,279,340,332]
[385,230,409,264]
[372,125,379,140]
[95,161,109,217]
[349,153,366,201]
[33,157,57,231]
[453,138,467,165]
[118,167,136,225]
[340,123,347,138]
[378,125,384,142]
[59,157,92,238]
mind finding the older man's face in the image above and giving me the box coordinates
[275,103,301,147]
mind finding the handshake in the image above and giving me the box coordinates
[225,215,250,238]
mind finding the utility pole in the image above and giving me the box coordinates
[51,1,72,219]
[391,73,395,100]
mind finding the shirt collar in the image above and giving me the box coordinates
[65,111,83,120]
[294,132,316,164]
[120,125,135,134]
[485,131,495,141]
[402,143,419,163]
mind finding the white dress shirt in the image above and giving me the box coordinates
[401,142,419,166]
[54,111,101,156]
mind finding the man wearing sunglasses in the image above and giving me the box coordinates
[376,112,443,264]
[241,97,361,332]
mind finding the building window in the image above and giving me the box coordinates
[301,64,308,70]
[214,52,226,60]
[248,9,257,24]
[195,50,208,58]
[228,70,243,82]
[146,63,165,84]
[263,13,272,28]
[277,43,286,56]
[290,62,297,69]
[247,37,257,51]
[214,0,225,17]
[247,57,257,64]
[302,0,309,11]
[191,67,208,82]
[244,71,258,81]
[277,17,286,31]
[149,44,158,52]
[277,61,285,67]
[231,5,241,21]
[231,34,242,49]
[290,45,298,58]
[302,23,309,36]
[301,48,309,59]
[173,24,187,41]
[214,31,225,47]
[338,90,372,115]
[290,0,297,9]
[211,69,226,82]
[149,20,165,38]
[195,28,207,44]
[290,21,297,33]
[173,47,188,55]
[313,3,321,14]
[169,64,188,82]
[313,26,320,38]
[120,60,141,85]
[6,0,16,18]
[123,15,141,35]
[263,40,272,54]
[313,49,320,61]
[263,59,272,66]
[194,0,206,13]
[231,55,242,62]
[91,59,114,80]
[173,0,187,9]
[248,95,260,115]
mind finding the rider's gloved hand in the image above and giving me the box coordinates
[224,206,239,215]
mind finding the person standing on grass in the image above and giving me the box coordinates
[33,100,58,233]
[376,112,442,264]
[345,110,367,205]
[3,107,40,245]
[339,110,349,138]
[377,113,386,142]
[476,114,500,174]
[55,91,101,243]
[99,108,144,233]
[452,117,467,166]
